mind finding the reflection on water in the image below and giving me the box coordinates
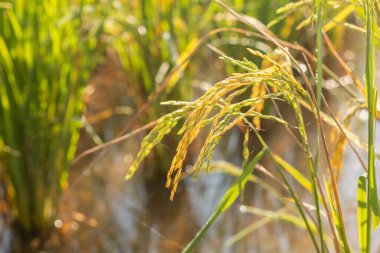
[0,215,11,252]
[57,127,315,253]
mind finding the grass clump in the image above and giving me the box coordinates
[0,0,100,248]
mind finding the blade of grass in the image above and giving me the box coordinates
[206,161,286,201]
[358,175,368,253]
[323,177,345,251]
[273,154,312,192]
[323,4,355,32]
[240,206,318,233]
[223,215,272,247]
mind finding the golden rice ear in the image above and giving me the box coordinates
[126,108,189,180]
[164,47,326,201]
[250,83,266,129]
[330,134,347,181]
[329,105,360,181]
[242,129,250,167]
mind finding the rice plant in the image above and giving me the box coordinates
[0,0,101,250]
[126,0,380,252]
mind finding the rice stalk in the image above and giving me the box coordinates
[363,0,380,251]
[315,1,325,250]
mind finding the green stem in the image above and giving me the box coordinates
[315,1,325,251]
[365,0,375,252]
[316,0,323,110]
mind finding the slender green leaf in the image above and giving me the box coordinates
[324,177,348,251]
[358,175,368,253]
[240,206,315,232]
[273,154,312,192]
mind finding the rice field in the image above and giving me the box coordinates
[0,0,379,252]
